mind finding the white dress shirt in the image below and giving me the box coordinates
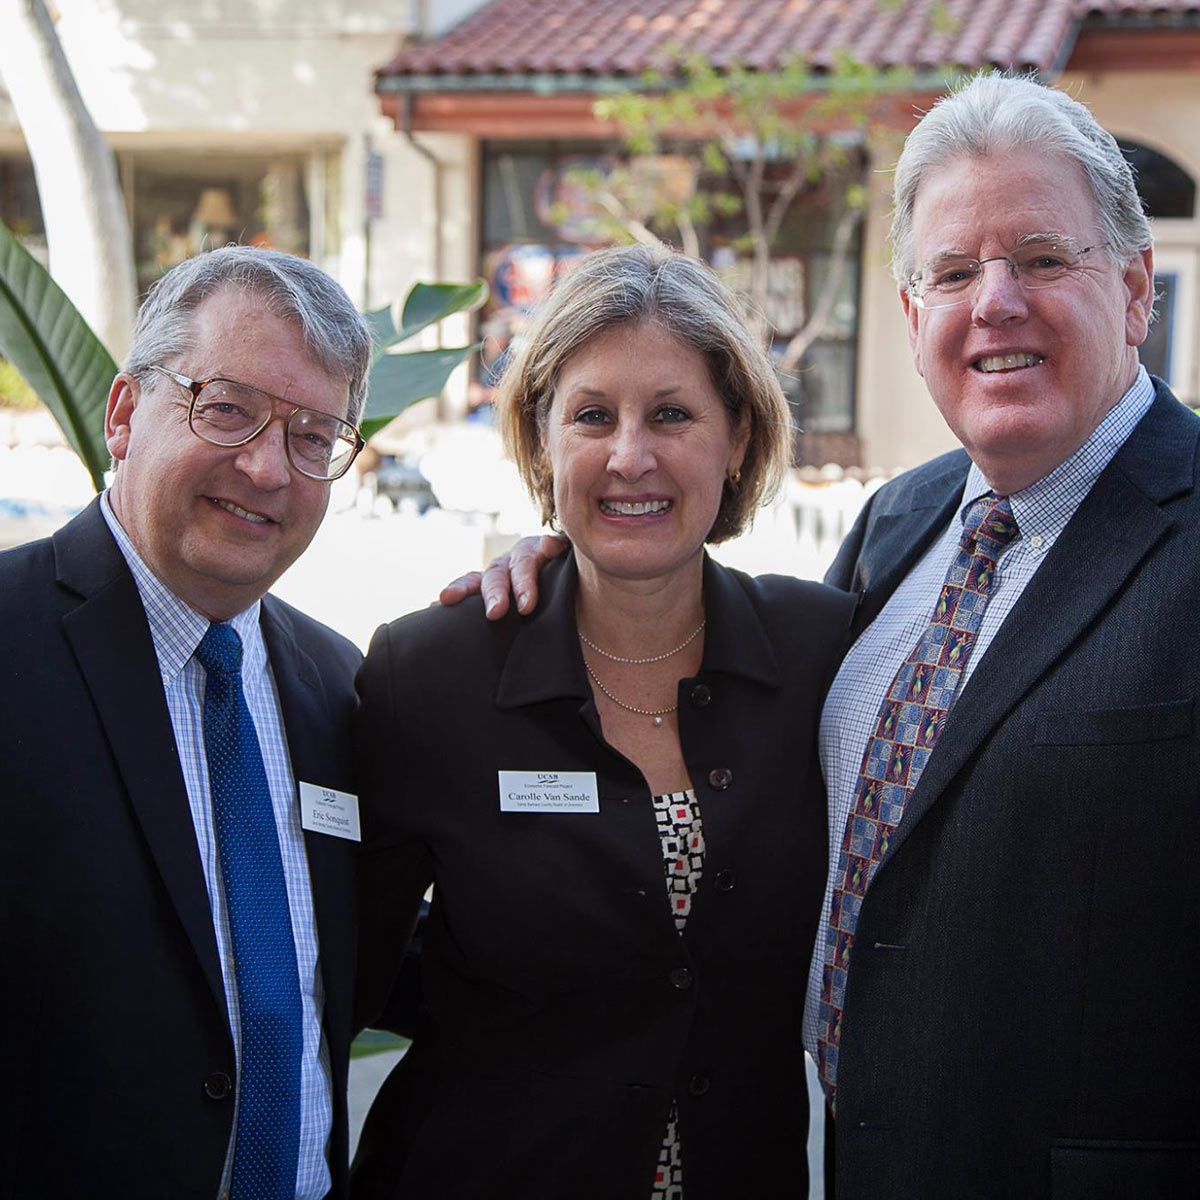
[803,366,1156,1059]
[101,492,333,1200]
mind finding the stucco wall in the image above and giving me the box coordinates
[854,131,960,472]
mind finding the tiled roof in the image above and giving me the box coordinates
[379,0,1200,80]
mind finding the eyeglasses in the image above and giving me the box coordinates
[148,365,364,482]
[908,241,1110,310]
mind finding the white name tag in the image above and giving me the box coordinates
[498,770,600,814]
[299,781,361,841]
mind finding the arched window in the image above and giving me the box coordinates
[1118,140,1195,219]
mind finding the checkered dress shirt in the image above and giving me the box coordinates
[803,366,1156,1060]
[101,493,333,1200]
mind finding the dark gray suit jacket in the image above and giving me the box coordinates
[0,499,360,1199]
[824,378,1200,1199]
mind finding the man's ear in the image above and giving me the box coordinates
[1123,246,1155,348]
[900,282,925,379]
[104,373,140,462]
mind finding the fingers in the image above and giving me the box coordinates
[438,571,484,608]
[479,555,514,620]
[509,534,568,614]
[441,534,569,620]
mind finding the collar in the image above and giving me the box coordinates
[495,550,780,710]
[100,489,264,684]
[959,364,1156,545]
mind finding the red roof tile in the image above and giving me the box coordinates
[378,0,1200,80]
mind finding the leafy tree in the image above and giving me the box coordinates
[586,50,912,368]
[0,0,137,356]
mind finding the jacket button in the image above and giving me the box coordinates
[707,767,733,791]
[690,684,712,708]
[203,1072,232,1100]
[669,967,694,990]
[714,869,736,892]
[688,1072,711,1095]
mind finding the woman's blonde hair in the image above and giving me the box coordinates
[496,243,792,543]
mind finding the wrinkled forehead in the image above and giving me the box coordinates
[909,149,1100,262]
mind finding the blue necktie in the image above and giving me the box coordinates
[196,622,302,1200]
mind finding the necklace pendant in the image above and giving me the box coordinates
[653,716,664,727]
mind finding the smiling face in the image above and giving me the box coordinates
[105,287,349,620]
[542,322,747,588]
[901,148,1153,494]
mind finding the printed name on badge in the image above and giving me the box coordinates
[299,781,361,841]
[498,770,600,813]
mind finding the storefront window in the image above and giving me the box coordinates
[0,155,47,263]
[125,152,311,293]
[0,150,320,297]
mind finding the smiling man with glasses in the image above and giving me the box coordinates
[0,246,370,1198]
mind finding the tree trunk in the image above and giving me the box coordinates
[0,0,137,358]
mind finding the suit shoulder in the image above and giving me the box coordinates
[738,569,854,631]
[713,562,854,660]
[871,448,971,506]
[263,593,361,672]
[367,593,511,667]
[0,534,56,615]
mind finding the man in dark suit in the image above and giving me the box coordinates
[0,247,369,1198]
[455,74,1199,1197]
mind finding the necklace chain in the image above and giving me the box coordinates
[577,618,706,665]
[583,660,678,719]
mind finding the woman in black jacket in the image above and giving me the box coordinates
[353,244,853,1199]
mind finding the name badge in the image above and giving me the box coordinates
[498,770,600,814]
[299,782,361,841]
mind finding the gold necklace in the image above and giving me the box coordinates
[577,618,705,665]
[583,660,676,727]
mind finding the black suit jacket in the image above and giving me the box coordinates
[353,553,854,1199]
[0,500,360,1199]
[823,379,1200,1199]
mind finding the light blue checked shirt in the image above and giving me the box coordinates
[101,493,332,1200]
[803,366,1156,1059]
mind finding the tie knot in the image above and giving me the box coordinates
[961,493,1019,556]
[195,622,244,677]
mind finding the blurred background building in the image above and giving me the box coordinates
[2,1,1198,469]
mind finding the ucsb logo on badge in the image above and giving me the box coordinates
[498,770,600,814]
[298,781,362,841]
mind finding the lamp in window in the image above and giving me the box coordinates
[190,187,239,249]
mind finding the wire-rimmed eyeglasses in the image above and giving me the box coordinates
[148,365,364,482]
[908,241,1110,310]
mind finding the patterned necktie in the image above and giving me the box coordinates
[196,622,302,1200]
[817,493,1019,1108]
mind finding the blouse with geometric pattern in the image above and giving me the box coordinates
[650,788,704,1200]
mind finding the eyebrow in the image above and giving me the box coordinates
[565,385,684,399]
[925,231,1081,262]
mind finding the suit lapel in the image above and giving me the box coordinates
[877,386,1197,871]
[261,598,355,1058]
[55,503,226,1011]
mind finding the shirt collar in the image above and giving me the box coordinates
[960,364,1156,545]
[100,490,265,684]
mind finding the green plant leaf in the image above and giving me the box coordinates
[395,281,488,345]
[0,218,115,491]
[363,304,398,358]
[359,343,477,440]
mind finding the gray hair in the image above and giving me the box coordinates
[891,73,1153,286]
[495,242,792,544]
[124,245,372,424]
